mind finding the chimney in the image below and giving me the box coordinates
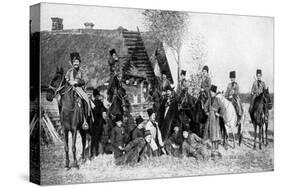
[51,17,63,31]
[84,22,94,29]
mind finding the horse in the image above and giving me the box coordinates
[249,88,272,150]
[46,67,93,169]
[216,93,245,149]
[178,90,208,137]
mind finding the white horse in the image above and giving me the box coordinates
[216,93,245,149]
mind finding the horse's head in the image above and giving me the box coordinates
[198,90,208,104]
[46,66,65,102]
[262,88,272,110]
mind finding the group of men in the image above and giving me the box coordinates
[63,50,268,165]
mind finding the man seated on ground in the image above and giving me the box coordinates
[131,115,145,141]
[115,130,153,165]
[182,131,210,160]
[164,126,182,157]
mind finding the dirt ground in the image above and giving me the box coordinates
[40,104,274,185]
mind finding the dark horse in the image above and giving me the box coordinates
[46,67,93,169]
[249,88,272,150]
[178,90,208,137]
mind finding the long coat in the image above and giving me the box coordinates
[158,96,179,141]
[115,137,153,165]
[203,96,221,142]
[145,120,164,151]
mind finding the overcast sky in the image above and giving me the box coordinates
[32,3,274,93]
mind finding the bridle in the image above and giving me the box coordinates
[48,74,67,97]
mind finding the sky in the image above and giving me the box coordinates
[31,3,274,93]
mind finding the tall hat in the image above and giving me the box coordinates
[256,69,262,75]
[70,52,81,62]
[135,115,144,125]
[147,108,155,117]
[210,85,217,93]
[181,70,187,76]
[161,70,167,75]
[202,65,209,73]
[229,71,236,78]
[144,130,151,137]
[114,114,123,123]
[92,88,100,97]
[109,48,116,56]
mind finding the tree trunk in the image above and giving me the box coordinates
[177,51,181,88]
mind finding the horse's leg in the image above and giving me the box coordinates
[232,129,236,149]
[71,129,79,169]
[80,130,87,163]
[64,129,70,169]
[265,122,268,146]
[261,125,265,145]
[238,123,242,146]
[253,124,257,150]
[259,125,262,150]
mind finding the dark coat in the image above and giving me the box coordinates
[111,125,126,158]
[131,127,145,141]
[115,137,153,165]
[158,96,179,141]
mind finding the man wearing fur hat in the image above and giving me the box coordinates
[225,71,243,122]
[131,115,145,141]
[65,52,92,128]
[200,65,212,96]
[108,48,119,75]
[178,70,188,94]
[203,85,221,151]
[249,69,267,114]
[111,115,126,159]
[91,88,107,156]
[145,108,166,156]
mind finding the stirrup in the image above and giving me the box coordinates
[82,118,89,130]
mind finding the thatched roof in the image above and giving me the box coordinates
[37,28,173,88]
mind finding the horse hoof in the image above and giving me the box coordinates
[72,162,79,169]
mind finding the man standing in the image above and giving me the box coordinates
[108,48,119,75]
[145,108,165,156]
[91,88,107,156]
[178,70,188,94]
[249,69,267,114]
[65,52,91,128]
[160,71,172,92]
[200,65,212,97]
[225,71,243,122]
[111,115,126,159]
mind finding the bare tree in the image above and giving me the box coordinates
[142,10,189,83]
[187,34,208,97]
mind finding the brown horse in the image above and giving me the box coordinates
[46,67,92,169]
[249,88,272,150]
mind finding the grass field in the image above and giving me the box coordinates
[40,103,274,185]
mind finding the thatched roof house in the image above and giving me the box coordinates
[33,25,173,89]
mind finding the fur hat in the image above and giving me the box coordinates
[109,48,116,56]
[210,85,217,93]
[147,108,155,117]
[135,115,144,125]
[229,71,236,78]
[114,114,123,123]
[256,69,262,75]
[202,65,209,73]
[144,130,151,137]
[181,70,187,76]
[161,70,167,75]
[70,52,81,62]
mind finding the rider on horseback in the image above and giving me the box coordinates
[65,52,92,128]
[200,65,211,98]
[225,71,243,123]
[249,69,267,114]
